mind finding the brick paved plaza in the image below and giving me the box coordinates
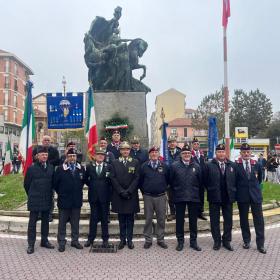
[0,224,279,280]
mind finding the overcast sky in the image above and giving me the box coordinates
[1,0,280,120]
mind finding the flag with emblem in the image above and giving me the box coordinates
[85,85,98,157]
[19,81,35,176]
[3,138,12,175]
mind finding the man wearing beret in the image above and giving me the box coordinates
[84,146,112,248]
[140,146,169,249]
[106,130,121,159]
[24,145,55,254]
[170,144,202,252]
[235,143,266,254]
[110,141,140,250]
[99,137,115,164]
[54,148,86,252]
[191,137,207,221]
[60,141,83,164]
[205,144,236,251]
[166,135,181,221]
[130,135,149,165]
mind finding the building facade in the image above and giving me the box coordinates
[0,49,33,157]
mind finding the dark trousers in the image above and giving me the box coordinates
[27,210,49,246]
[198,186,205,214]
[209,202,233,243]
[167,188,176,215]
[57,208,81,245]
[238,202,265,247]
[88,201,109,242]
[118,213,135,242]
[175,201,199,245]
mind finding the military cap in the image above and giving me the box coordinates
[216,144,225,151]
[66,148,77,155]
[112,130,120,135]
[192,137,199,143]
[240,143,251,151]
[66,141,75,147]
[130,135,140,144]
[181,144,191,152]
[37,145,48,154]
[119,141,131,149]
[99,136,107,141]
[95,146,106,155]
[149,146,160,153]
[168,135,177,142]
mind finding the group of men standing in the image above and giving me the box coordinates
[23,132,266,255]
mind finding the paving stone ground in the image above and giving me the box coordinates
[0,224,280,280]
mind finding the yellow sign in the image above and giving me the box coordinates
[235,127,248,138]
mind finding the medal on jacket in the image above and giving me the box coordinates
[128,166,135,174]
[158,166,163,173]
[230,167,233,172]
[193,167,196,172]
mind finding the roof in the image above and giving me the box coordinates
[185,108,196,114]
[155,88,186,104]
[0,49,34,75]
[168,118,192,127]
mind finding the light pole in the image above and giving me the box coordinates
[62,76,66,96]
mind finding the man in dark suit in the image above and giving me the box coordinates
[99,137,115,164]
[166,135,181,221]
[54,148,86,252]
[84,147,112,247]
[106,130,121,159]
[24,146,55,254]
[170,144,202,252]
[129,135,149,165]
[235,143,266,254]
[110,141,140,250]
[191,137,207,220]
[205,144,236,251]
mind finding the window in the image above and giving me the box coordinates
[5,59,10,73]
[9,128,12,134]
[4,90,9,105]
[184,127,188,137]
[4,110,8,121]
[13,111,17,123]
[14,63,18,76]
[13,94,17,107]
[14,79,18,92]
[171,128,177,135]
[5,127,8,134]
[4,75,10,89]
[0,126,4,134]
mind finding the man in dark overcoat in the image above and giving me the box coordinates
[205,144,236,251]
[24,145,55,254]
[129,135,149,165]
[170,144,202,252]
[84,147,112,247]
[106,130,122,159]
[54,148,86,252]
[110,141,140,250]
[235,143,266,254]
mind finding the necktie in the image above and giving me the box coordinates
[152,161,157,169]
[221,162,225,175]
[97,164,102,175]
[196,151,199,158]
[123,160,127,166]
[245,160,250,179]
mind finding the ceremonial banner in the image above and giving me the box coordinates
[160,122,169,164]
[208,116,218,159]
[47,93,84,130]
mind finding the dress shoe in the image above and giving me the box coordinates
[257,246,267,254]
[213,242,221,250]
[243,242,250,249]
[40,241,55,249]
[223,242,234,251]
[118,240,126,250]
[27,245,34,254]
[102,241,109,248]
[58,245,65,252]
[190,243,202,251]
[167,214,175,222]
[198,214,207,221]
[71,242,83,249]
[143,242,152,249]
[84,240,93,248]
[176,242,184,251]
[157,241,168,249]
[127,241,134,249]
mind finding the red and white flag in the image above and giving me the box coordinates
[222,0,231,28]
[85,85,98,157]
[19,81,35,176]
[3,138,12,175]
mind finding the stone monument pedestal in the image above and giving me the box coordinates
[94,91,149,148]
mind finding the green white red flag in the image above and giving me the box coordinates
[85,85,98,157]
[3,138,12,175]
[19,81,35,176]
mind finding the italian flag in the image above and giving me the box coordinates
[19,81,35,176]
[3,138,12,175]
[85,85,98,157]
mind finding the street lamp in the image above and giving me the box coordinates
[62,76,66,96]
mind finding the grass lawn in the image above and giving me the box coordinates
[0,174,26,210]
[262,181,280,204]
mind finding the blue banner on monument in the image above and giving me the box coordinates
[46,93,84,130]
